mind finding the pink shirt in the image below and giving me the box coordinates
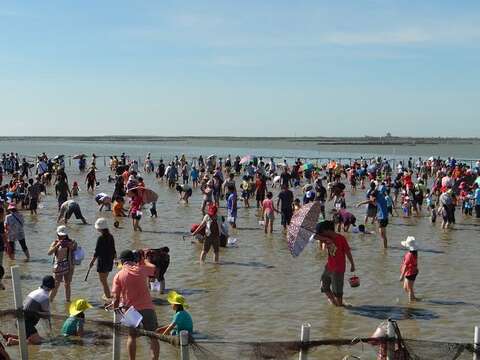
[112,263,156,310]
[262,199,274,214]
[401,252,418,277]
[130,195,143,213]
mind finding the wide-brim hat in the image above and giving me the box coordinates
[95,218,108,230]
[69,299,92,316]
[57,225,68,236]
[401,236,418,251]
[167,291,189,308]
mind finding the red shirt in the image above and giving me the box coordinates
[112,263,156,310]
[130,195,143,213]
[325,234,350,273]
[255,178,266,193]
[401,252,418,277]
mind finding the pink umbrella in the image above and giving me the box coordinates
[287,202,322,257]
[126,187,158,203]
[239,155,253,165]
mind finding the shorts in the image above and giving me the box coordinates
[203,235,220,254]
[139,309,158,331]
[264,211,274,221]
[97,258,113,273]
[185,189,193,197]
[379,218,389,228]
[320,269,344,297]
[54,269,74,283]
[129,309,158,336]
[58,195,68,206]
[29,198,38,210]
[405,273,418,281]
[131,212,142,220]
[24,312,40,338]
[256,192,265,202]
[367,206,377,218]
[281,209,293,226]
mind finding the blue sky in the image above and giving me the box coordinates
[1,1,479,137]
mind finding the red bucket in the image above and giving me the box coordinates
[349,275,360,288]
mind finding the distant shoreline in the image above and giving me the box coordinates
[0,136,478,145]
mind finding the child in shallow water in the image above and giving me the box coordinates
[261,192,278,234]
[156,291,193,336]
[71,181,79,196]
[400,236,419,302]
[61,299,92,337]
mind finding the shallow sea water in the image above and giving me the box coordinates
[0,139,479,359]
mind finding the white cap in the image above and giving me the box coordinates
[95,218,108,230]
[57,225,68,236]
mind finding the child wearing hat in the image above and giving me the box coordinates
[62,299,92,337]
[400,236,419,302]
[156,291,193,336]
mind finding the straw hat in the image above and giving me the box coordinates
[167,291,189,308]
[57,225,68,236]
[401,236,418,251]
[69,299,92,317]
[95,218,108,230]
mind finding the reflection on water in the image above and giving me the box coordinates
[347,305,439,321]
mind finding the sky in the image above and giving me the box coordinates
[1,0,479,137]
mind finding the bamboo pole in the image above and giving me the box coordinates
[180,330,190,360]
[112,311,121,360]
[11,266,28,360]
[298,322,311,360]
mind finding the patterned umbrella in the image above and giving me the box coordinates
[239,155,253,165]
[126,187,158,203]
[287,201,322,257]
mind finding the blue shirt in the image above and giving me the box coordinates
[385,195,393,208]
[191,169,198,180]
[475,188,480,206]
[171,310,193,336]
[376,190,389,220]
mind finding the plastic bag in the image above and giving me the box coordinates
[73,247,85,266]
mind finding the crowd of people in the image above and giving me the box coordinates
[1,151,480,359]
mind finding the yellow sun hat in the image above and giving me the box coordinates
[69,299,93,317]
[166,291,189,309]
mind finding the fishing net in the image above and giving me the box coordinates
[0,309,477,360]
